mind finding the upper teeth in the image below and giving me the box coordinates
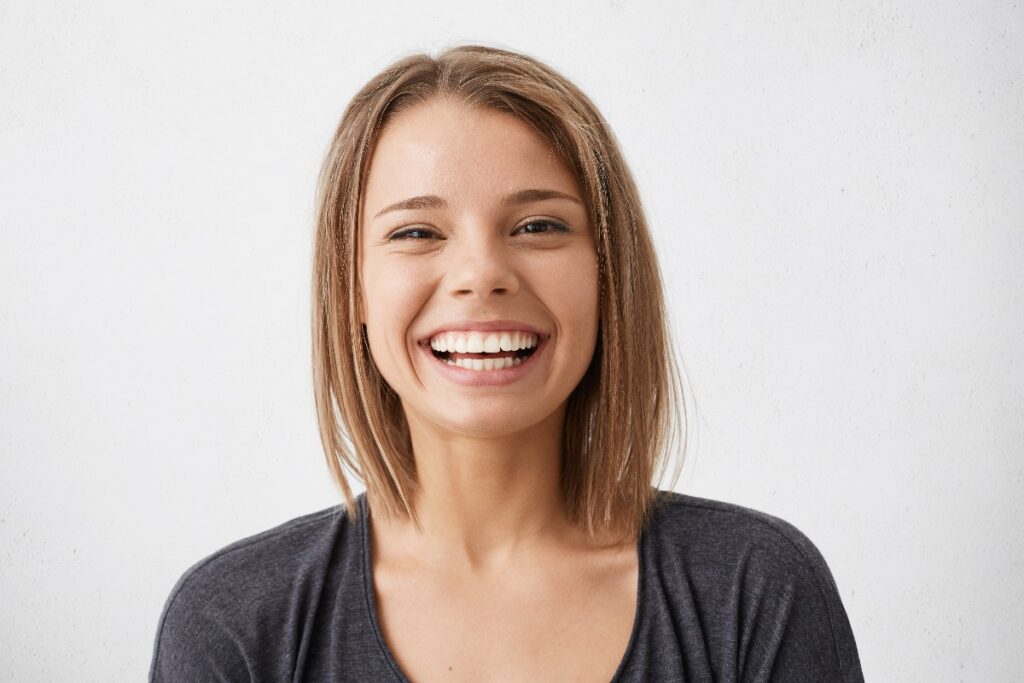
[429,331,538,354]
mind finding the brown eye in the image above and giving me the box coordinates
[388,227,437,242]
[516,220,569,235]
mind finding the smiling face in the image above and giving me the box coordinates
[358,97,600,439]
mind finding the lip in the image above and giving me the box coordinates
[418,333,549,387]
[417,319,549,346]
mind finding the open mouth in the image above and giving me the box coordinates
[429,343,539,366]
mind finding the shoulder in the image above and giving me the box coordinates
[149,503,352,681]
[646,490,864,682]
[161,503,345,614]
[650,490,835,578]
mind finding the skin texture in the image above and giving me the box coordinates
[357,98,637,681]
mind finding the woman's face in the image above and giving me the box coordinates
[358,97,599,438]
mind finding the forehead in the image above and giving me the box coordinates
[361,98,583,215]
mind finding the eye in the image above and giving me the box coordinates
[515,219,570,235]
[387,227,437,242]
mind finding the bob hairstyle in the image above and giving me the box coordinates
[311,44,688,544]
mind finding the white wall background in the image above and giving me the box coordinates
[2,1,1021,680]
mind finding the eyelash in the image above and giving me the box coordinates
[387,219,569,242]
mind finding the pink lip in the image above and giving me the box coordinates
[418,319,549,346]
[419,334,549,386]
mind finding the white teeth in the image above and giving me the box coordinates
[447,356,520,370]
[429,330,539,353]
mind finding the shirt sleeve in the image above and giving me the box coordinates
[149,572,254,683]
[737,523,864,683]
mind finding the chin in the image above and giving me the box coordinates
[428,404,553,439]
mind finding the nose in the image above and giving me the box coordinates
[446,229,521,300]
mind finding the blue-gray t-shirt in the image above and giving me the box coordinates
[149,490,864,681]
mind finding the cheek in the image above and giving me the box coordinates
[362,260,431,358]
[534,250,600,340]
[363,257,417,320]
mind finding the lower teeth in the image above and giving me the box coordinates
[444,356,523,371]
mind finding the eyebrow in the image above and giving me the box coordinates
[372,188,583,219]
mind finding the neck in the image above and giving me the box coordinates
[372,402,580,574]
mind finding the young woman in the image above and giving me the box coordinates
[150,45,864,682]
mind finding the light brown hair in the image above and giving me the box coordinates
[311,44,688,544]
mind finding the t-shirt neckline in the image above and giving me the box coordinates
[357,491,646,682]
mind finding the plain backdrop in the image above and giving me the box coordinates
[2,1,1021,680]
